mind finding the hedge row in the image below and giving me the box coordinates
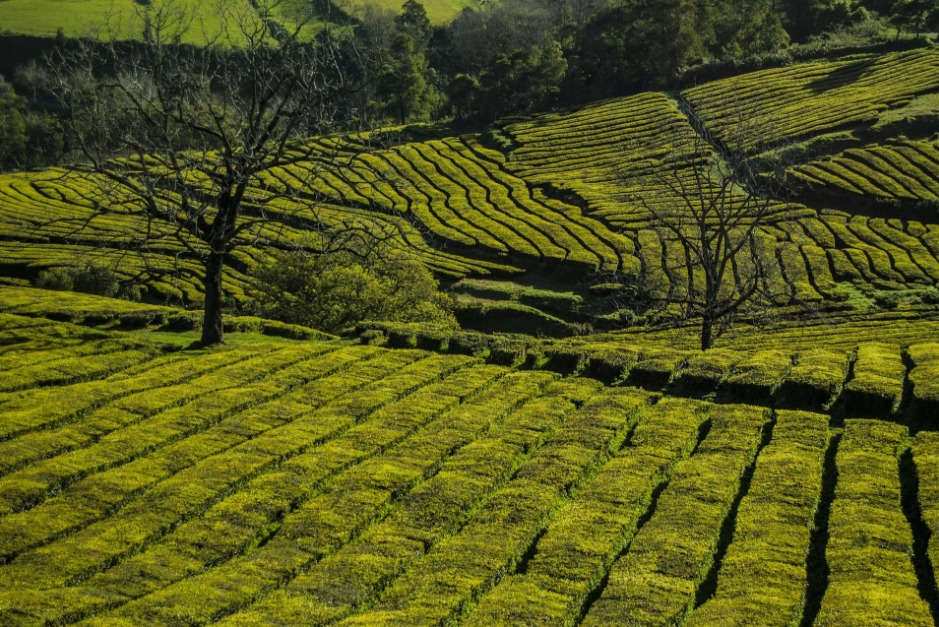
[580,404,769,626]
[688,410,829,626]
[815,419,932,626]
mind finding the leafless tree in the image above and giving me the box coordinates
[620,110,790,350]
[45,0,378,346]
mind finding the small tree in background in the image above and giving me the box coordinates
[0,76,29,169]
[890,0,939,38]
[369,0,440,123]
[372,31,441,123]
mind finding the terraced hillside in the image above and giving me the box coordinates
[682,49,939,153]
[3,47,939,334]
[790,139,939,202]
[0,166,520,305]
[1,309,938,626]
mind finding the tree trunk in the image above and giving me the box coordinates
[200,251,225,346]
[700,316,714,351]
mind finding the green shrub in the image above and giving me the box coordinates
[919,288,939,305]
[33,264,125,299]
[358,328,388,345]
[162,312,200,331]
[72,264,120,298]
[33,268,74,291]
[117,283,143,302]
[249,249,458,335]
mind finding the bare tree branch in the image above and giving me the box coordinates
[41,0,391,345]
[617,103,794,349]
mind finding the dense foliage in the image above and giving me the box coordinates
[248,248,457,333]
[1,0,936,160]
[347,0,938,122]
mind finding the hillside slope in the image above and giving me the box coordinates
[2,48,939,337]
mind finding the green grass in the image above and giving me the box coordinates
[0,0,249,44]
[0,0,351,43]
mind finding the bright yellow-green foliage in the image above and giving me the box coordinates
[499,92,799,232]
[687,410,829,627]
[580,404,769,626]
[777,348,850,410]
[674,348,744,390]
[338,0,474,24]
[913,431,939,611]
[490,64,939,303]
[0,0,473,38]
[816,420,932,626]
[844,342,906,414]
[0,314,159,393]
[279,134,635,272]
[0,0,255,44]
[502,92,701,228]
[3,42,939,626]
[722,348,793,399]
[791,140,939,202]
[1,313,938,625]
[683,49,939,150]
[0,285,335,341]
[463,396,708,626]
[0,165,520,305]
[909,342,939,412]
[4,50,939,312]
[583,305,939,352]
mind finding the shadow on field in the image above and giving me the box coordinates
[806,59,878,94]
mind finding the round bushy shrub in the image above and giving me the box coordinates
[34,267,75,291]
[249,249,458,334]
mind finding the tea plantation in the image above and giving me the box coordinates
[3,43,939,625]
[3,48,939,325]
[0,299,938,625]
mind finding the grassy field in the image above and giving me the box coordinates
[0,305,938,625]
[0,0,472,43]
[333,0,475,24]
[0,0,257,44]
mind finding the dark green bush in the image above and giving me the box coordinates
[34,267,74,291]
[33,263,128,299]
[72,264,120,298]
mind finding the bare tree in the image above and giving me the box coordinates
[620,111,789,350]
[45,0,370,346]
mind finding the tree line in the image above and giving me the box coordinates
[356,0,938,123]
